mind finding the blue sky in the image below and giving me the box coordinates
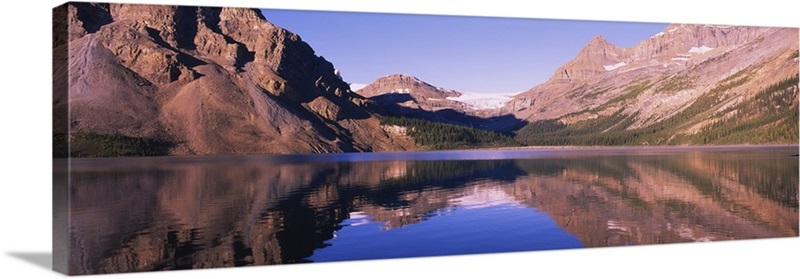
[261,9,668,93]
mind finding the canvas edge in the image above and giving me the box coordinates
[46,0,800,276]
[52,1,70,275]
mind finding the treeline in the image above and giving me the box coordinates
[680,76,799,144]
[381,75,797,150]
[67,132,174,157]
[514,110,641,146]
[375,160,521,190]
[513,77,798,146]
[377,115,518,150]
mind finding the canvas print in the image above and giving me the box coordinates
[53,1,799,275]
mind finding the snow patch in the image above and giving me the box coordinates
[446,92,515,110]
[390,88,411,94]
[689,45,714,54]
[671,57,690,61]
[349,83,368,91]
[603,62,627,71]
[347,211,370,227]
[675,225,715,242]
[653,31,665,37]
[607,220,630,232]
[451,187,522,210]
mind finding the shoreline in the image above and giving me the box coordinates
[60,144,800,167]
[484,143,799,151]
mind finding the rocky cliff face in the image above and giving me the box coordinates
[55,3,415,156]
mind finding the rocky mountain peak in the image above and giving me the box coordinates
[219,6,268,21]
[549,34,624,83]
[632,23,772,60]
[578,35,623,60]
[505,22,797,145]
[357,74,460,99]
[586,34,612,47]
[540,23,776,87]
[356,74,482,128]
[526,23,782,90]
[58,2,415,156]
[372,74,425,85]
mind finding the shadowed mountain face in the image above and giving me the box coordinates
[62,147,798,274]
[54,3,416,156]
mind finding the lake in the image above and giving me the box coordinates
[56,145,799,274]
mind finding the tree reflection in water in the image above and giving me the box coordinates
[62,146,798,274]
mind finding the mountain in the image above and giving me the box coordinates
[357,74,522,130]
[359,24,797,145]
[356,74,476,126]
[505,24,798,145]
[358,74,461,99]
[358,74,516,111]
[53,2,416,156]
[55,3,798,156]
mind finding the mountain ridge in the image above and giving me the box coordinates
[506,24,798,145]
[56,3,799,157]
[359,23,797,146]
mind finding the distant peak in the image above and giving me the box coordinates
[578,34,619,54]
[375,74,425,84]
[588,35,610,45]
[582,35,618,51]
[591,34,607,41]
[380,74,419,80]
[360,73,460,98]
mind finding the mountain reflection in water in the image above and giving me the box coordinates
[59,146,799,275]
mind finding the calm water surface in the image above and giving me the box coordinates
[56,146,799,274]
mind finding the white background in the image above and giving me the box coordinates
[1,0,798,278]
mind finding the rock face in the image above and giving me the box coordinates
[55,3,415,155]
[503,24,798,140]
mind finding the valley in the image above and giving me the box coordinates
[54,3,799,157]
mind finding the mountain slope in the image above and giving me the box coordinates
[54,3,416,156]
[506,24,798,145]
